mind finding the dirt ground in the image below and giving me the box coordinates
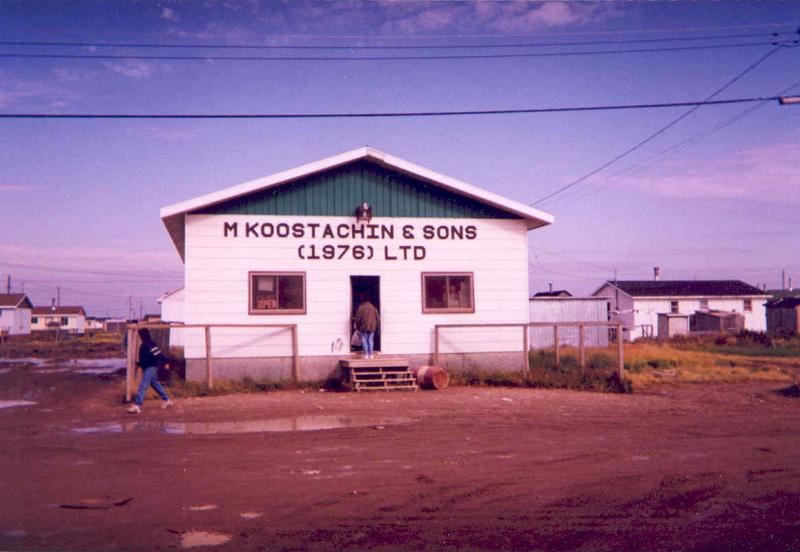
[2,361,800,551]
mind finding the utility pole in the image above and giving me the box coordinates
[128,296,133,320]
[139,299,143,321]
[783,270,787,291]
[6,274,10,294]
[56,286,60,307]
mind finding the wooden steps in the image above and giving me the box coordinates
[339,357,418,392]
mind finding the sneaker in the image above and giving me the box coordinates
[127,404,141,414]
[161,399,174,409]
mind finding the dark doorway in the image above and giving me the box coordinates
[350,275,380,352]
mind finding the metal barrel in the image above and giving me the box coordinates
[413,365,449,390]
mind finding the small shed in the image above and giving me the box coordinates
[691,310,744,333]
[529,296,609,349]
[766,298,800,335]
[657,313,690,339]
[0,293,33,336]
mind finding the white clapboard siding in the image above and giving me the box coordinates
[183,214,529,359]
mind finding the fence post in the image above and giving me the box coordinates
[125,326,135,403]
[522,324,529,378]
[291,324,300,384]
[553,325,560,368]
[617,324,625,379]
[434,326,440,366]
[205,325,213,389]
[579,324,586,371]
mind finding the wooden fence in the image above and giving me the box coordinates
[434,322,625,378]
[125,322,298,402]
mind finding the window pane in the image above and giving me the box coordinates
[424,276,447,309]
[448,275,472,308]
[252,275,278,310]
[278,275,304,310]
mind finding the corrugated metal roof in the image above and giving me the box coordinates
[602,280,765,297]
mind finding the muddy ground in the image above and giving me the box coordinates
[2,360,800,551]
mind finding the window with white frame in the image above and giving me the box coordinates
[422,273,474,313]
[744,299,752,313]
[670,301,679,314]
[700,299,709,310]
[249,272,306,315]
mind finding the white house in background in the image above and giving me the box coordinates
[160,146,554,382]
[0,293,33,336]
[592,279,768,341]
[85,317,105,332]
[158,287,185,347]
[31,306,87,334]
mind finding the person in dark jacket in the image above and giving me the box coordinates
[127,328,173,414]
[353,296,380,359]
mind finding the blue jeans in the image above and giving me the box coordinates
[362,331,375,356]
[135,366,170,406]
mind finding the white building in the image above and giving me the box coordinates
[0,293,33,336]
[160,147,553,382]
[158,287,185,347]
[31,306,86,334]
[592,280,768,341]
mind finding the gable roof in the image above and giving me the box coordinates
[161,147,554,259]
[0,293,33,309]
[532,290,573,297]
[597,280,766,298]
[32,306,86,316]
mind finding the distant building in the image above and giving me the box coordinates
[31,306,87,334]
[593,279,768,341]
[103,318,128,334]
[158,287,185,347]
[532,290,573,298]
[0,293,33,336]
[766,297,800,335]
[657,313,691,339]
[85,317,105,332]
[529,295,609,348]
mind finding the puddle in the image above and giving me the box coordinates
[0,368,10,375]
[72,415,412,436]
[188,504,219,511]
[2,529,28,538]
[0,358,48,367]
[181,531,232,548]
[240,512,262,520]
[64,358,127,375]
[0,400,36,410]
[164,415,412,435]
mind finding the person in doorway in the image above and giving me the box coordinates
[127,328,174,414]
[354,295,380,359]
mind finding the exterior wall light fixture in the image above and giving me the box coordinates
[355,201,372,223]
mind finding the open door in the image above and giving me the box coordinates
[350,275,381,353]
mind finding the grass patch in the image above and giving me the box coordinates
[449,350,632,394]
[0,331,124,360]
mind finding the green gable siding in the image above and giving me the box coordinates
[195,160,520,220]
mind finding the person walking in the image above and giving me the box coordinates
[354,296,380,359]
[127,328,173,414]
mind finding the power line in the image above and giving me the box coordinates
[551,78,800,209]
[0,96,785,120]
[530,44,789,206]
[1,39,796,62]
[2,31,795,51]
[1,261,182,278]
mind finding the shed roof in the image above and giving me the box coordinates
[161,147,553,259]
[32,306,86,316]
[598,280,766,297]
[0,293,33,309]
[768,297,800,308]
[532,290,573,298]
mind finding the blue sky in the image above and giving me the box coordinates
[1,1,799,317]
